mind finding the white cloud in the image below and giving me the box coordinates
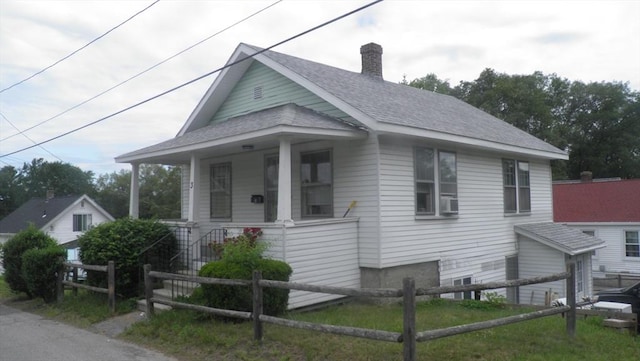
[1,0,638,176]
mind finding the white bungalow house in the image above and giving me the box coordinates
[0,194,114,261]
[116,43,603,308]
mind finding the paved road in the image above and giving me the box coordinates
[0,304,177,361]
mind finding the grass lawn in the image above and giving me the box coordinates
[121,298,640,361]
[2,276,638,361]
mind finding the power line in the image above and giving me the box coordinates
[0,112,64,162]
[0,0,383,158]
[0,0,160,94]
[0,0,283,142]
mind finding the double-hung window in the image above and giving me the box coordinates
[301,150,332,218]
[625,231,639,258]
[72,214,92,232]
[502,159,530,213]
[415,148,458,216]
[210,163,231,219]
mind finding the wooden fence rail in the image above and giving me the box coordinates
[143,263,578,361]
[57,260,115,313]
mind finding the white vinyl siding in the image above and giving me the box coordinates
[226,219,360,309]
[563,224,640,274]
[378,138,552,269]
[44,198,112,245]
[517,236,565,305]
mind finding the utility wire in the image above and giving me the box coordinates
[1,0,283,143]
[0,112,63,161]
[0,0,383,158]
[0,0,160,94]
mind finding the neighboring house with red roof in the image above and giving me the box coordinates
[553,174,640,275]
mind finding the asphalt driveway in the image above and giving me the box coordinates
[0,303,177,361]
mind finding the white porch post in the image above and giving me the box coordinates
[188,154,201,223]
[129,163,140,219]
[276,137,294,225]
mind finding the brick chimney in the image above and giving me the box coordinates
[580,171,593,183]
[360,43,383,79]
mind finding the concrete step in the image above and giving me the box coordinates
[136,298,172,313]
[162,279,199,294]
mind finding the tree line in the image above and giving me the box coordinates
[1,69,637,220]
[403,69,639,180]
[0,158,181,220]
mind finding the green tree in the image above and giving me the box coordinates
[0,165,19,219]
[563,81,640,179]
[17,158,95,201]
[406,69,639,180]
[92,164,181,220]
[139,164,181,220]
[93,169,131,219]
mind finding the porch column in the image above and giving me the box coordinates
[129,163,140,219]
[276,137,294,225]
[188,154,201,223]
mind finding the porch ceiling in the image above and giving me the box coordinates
[115,103,368,164]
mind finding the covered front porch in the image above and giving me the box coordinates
[117,104,369,308]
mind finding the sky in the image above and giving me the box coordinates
[1,0,639,177]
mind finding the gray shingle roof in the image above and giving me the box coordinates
[117,103,363,160]
[252,44,565,155]
[0,196,79,234]
[514,222,606,255]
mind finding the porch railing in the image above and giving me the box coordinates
[169,227,227,275]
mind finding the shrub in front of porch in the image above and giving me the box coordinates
[198,229,292,317]
[77,217,177,298]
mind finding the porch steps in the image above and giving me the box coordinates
[137,271,200,314]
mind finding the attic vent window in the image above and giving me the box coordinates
[253,86,263,99]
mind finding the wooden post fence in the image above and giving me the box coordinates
[253,270,264,341]
[565,261,576,338]
[58,260,116,314]
[402,277,416,361]
[142,266,576,361]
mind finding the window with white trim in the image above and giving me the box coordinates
[576,259,584,293]
[625,231,639,257]
[301,150,332,218]
[502,159,530,213]
[453,276,472,300]
[210,163,231,219]
[414,148,458,216]
[72,214,92,232]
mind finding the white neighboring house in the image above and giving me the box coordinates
[0,194,115,262]
[115,42,602,308]
[553,175,640,277]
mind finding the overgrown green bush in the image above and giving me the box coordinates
[78,217,177,298]
[22,245,67,303]
[1,225,57,297]
[199,228,292,317]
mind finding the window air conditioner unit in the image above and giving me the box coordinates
[442,197,459,214]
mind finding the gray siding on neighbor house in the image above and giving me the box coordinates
[210,62,356,125]
[376,137,554,296]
